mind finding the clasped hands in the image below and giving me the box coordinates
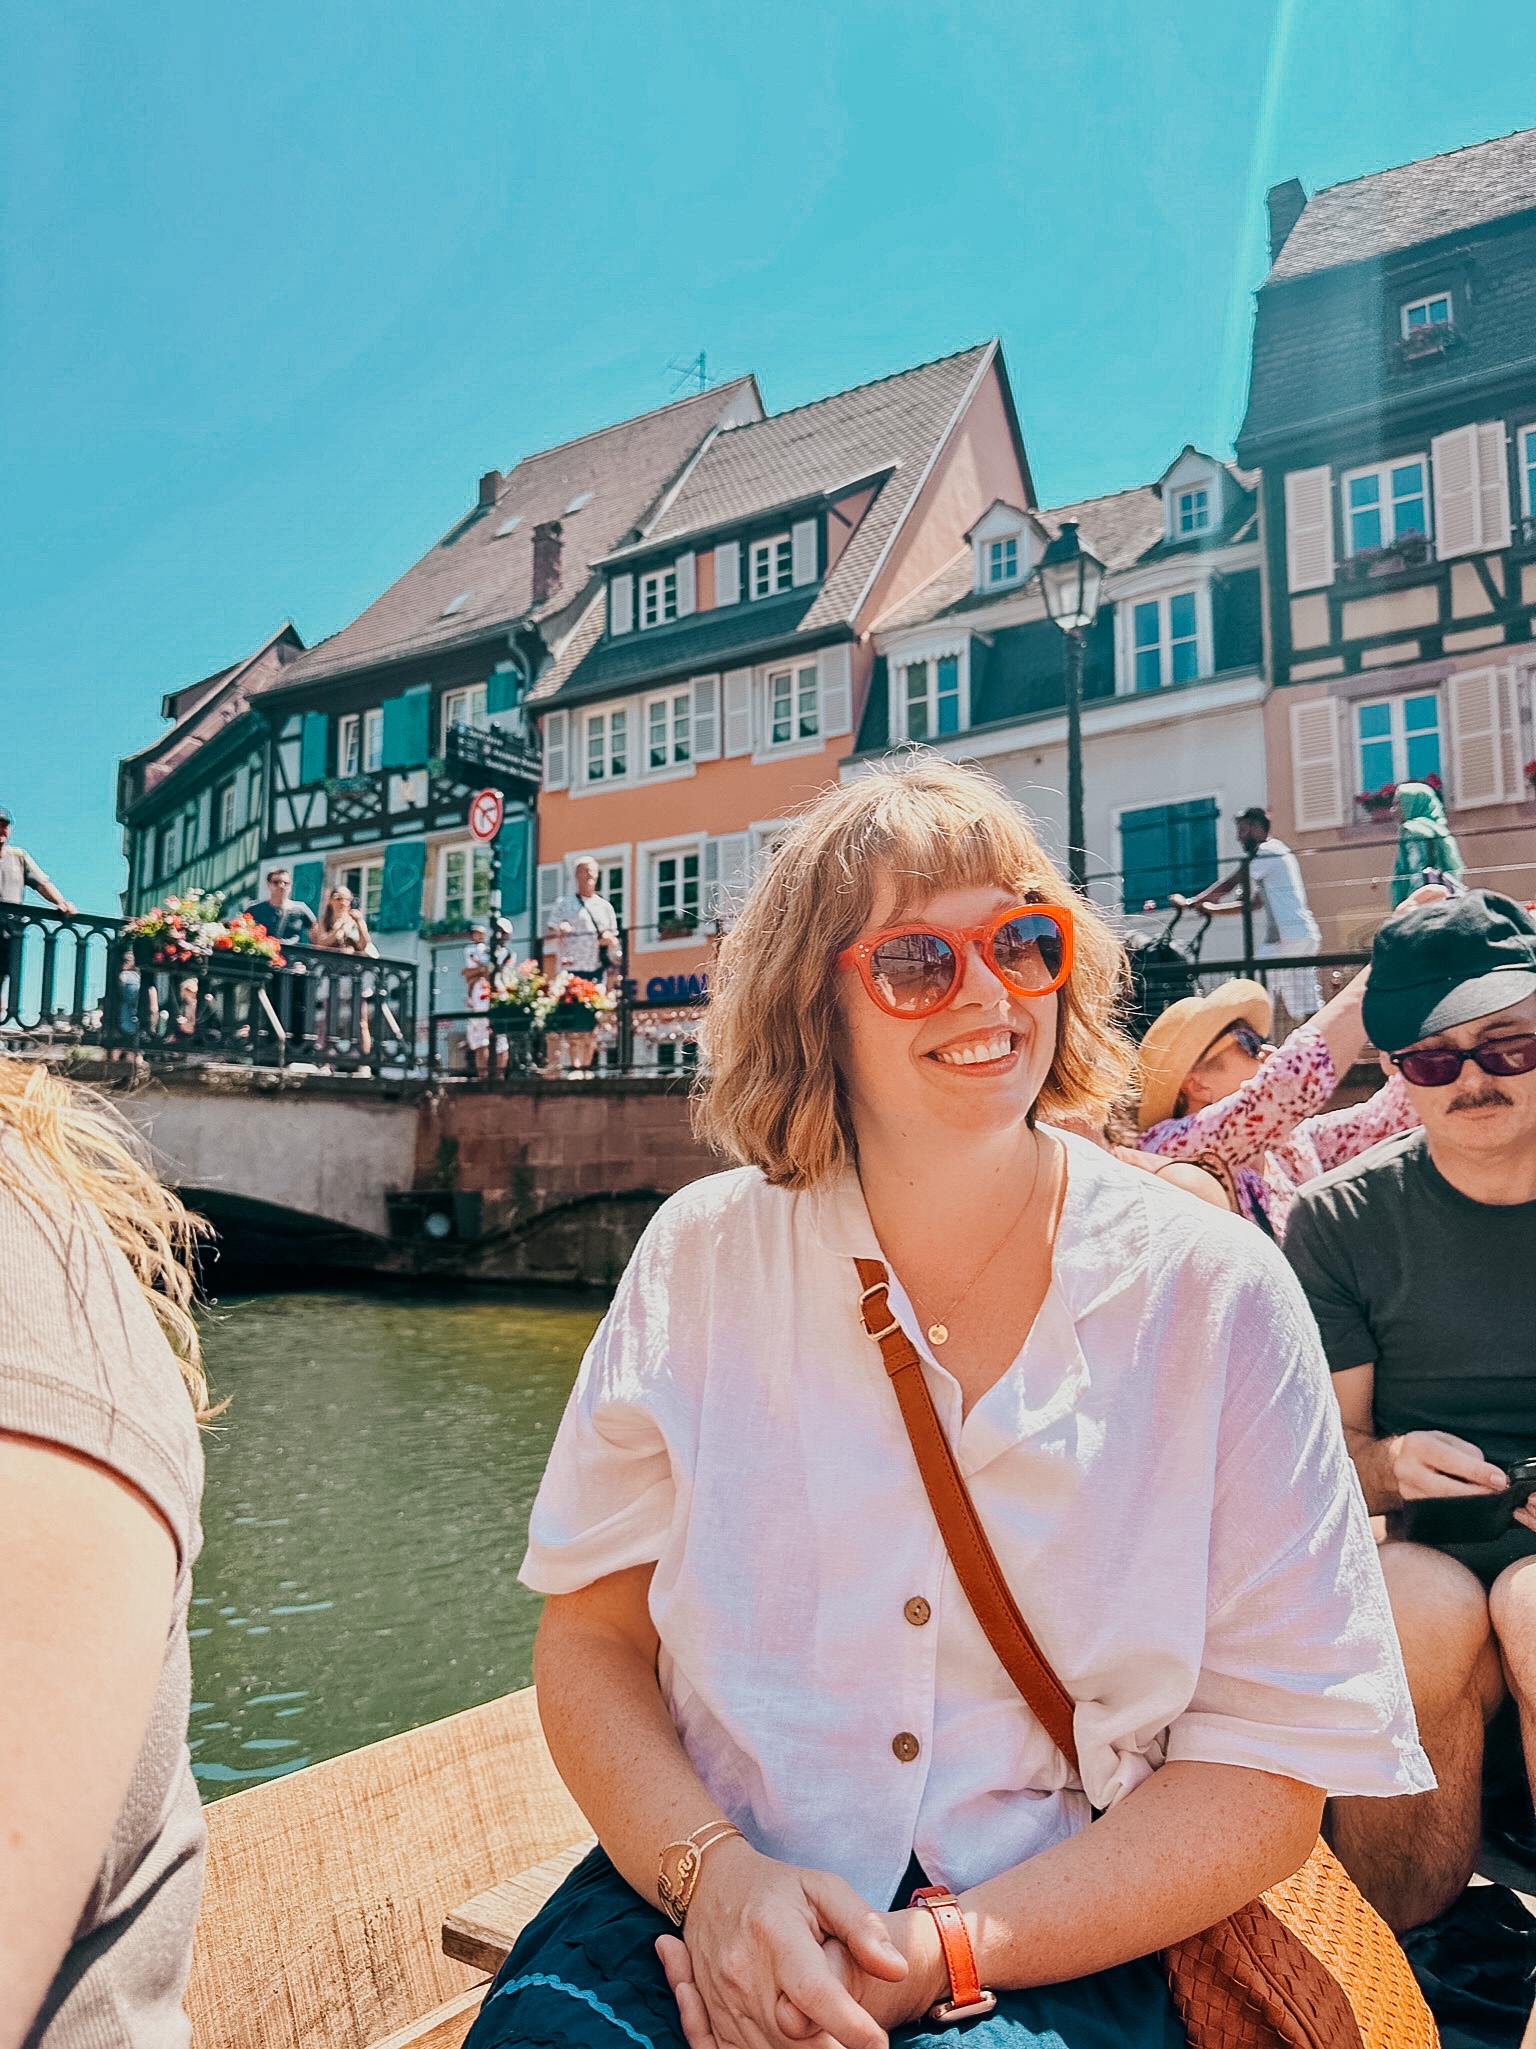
[654,1836,949,2049]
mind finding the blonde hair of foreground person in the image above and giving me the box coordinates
[696,756,1135,1185]
[0,1053,211,1416]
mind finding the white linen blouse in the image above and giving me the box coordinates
[521,1132,1432,1910]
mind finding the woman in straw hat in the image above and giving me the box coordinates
[1135,965,1418,1236]
[464,760,1429,2049]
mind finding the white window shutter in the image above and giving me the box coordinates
[1449,666,1505,807]
[692,674,720,760]
[1283,467,1334,592]
[820,643,853,736]
[1497,666,1522,802]
[704,832,751,917]
[542,708,568,789]
[791,518,818,586]
[1289,697,1343,832]
[609,574,634,636]
[1431,426,1479,557]
[714,540,741,608]
[675,552,697,618]
[723,669,753,757]
[1477,421,1512,551]
[537,863,563,929]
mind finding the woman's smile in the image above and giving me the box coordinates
[926,1026,1020,1071]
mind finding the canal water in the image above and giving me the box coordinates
[189,1288,603,1798]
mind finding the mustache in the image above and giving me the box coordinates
[1447,1086,1515,1112]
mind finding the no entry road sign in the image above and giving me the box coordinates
[468,788,504,842]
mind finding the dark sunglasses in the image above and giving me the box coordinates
[1212,1021,1268,1061]
[1390,1032,1536,1088]
[836,904,1073,1019]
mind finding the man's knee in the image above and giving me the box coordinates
[1378,1542,1496,1702]
[1489,1556,1536,1673]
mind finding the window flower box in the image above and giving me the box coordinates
[1396,323,1456,364]
[1355,783,1398,819]
[1340,533,1432,582]
[657,915,699,941]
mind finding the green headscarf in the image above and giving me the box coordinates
[1391,781,1464,906]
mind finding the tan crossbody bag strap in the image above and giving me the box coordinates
[854,1257,1080,1773]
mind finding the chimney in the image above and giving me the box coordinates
[1265,180,1307,264]
[478,470,501,509]
[531,520,564,608]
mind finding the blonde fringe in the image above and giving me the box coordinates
[0,1057,215,1419]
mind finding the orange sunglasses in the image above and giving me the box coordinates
[836,903,1074,1018]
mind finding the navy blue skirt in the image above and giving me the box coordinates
[463,1846,1188,2049]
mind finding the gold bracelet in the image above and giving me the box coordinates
[657,1819,744,1927]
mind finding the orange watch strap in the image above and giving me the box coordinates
[909,1884,996,2024]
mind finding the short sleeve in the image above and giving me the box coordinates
[519,1230,681,1595]
[0,1154,202,1571]
[1166,1257,1431,1798]
[1283,1195,1378,1372]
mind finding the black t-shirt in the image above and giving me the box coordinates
[1285,1128,1536,1469]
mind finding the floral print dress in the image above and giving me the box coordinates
[1138,1023,1419,1237]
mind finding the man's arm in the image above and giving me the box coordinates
[1171,863,1245,912]
[1331,1364,1507,1514]
[24,856,74,916]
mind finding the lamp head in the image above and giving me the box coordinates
[1035,521,1106,633]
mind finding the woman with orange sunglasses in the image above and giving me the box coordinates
[466,759,1429,2049]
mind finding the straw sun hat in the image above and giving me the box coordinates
[1136,979,1274,1132]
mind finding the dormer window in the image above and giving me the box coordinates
[640,567,678,628]
[1402,294,1452,336]
[751,535,794,599]
[986,537,1019,586]
[966,502,1036,595]
[1174,487,1210,536]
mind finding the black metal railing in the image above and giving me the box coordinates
[0,903,418,1074]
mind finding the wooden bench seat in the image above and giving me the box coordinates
[442,1837,597,1976]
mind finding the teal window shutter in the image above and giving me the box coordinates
[300,711,329,785]
[497,814,531,915]
[382,685,432,769]
[289,860,324,918]
[486,664,521,715]
[375,839,427,933]
[1119,799,1219,913]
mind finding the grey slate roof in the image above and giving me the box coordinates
[284,379,762,685]
[1268,128,1536,283]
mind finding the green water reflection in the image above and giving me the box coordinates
[189,1289,601,1799]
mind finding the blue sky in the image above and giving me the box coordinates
[6,0,1536,909]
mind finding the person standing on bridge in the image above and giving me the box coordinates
[243,867,316,948]
[1173,806,1323,1026]
[543,856,619,1075]
[0,805,76,1024]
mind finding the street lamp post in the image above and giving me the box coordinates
[1032,521,1106,895]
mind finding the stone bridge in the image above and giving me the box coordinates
[113,1068,720,1286]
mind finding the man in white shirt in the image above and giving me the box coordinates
[1174,806,1323,1022]
[543,857,619,1074]
[0,807,75,1022]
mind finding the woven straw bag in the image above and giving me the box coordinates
[854,1261,1438,2049]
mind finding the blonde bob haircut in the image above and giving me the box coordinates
[697,757,1134,1188]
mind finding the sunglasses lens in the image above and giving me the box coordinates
[868,932,957,1013]
[992,914,1064,990]
[1398,1049,1464,1087]
[1475,1034,1536,1077]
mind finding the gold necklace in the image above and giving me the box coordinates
[906,1151,1044,1347]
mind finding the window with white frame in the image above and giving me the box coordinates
[1343,458,1429,554]
[1131,591,1200,691]
[337,714,362,778]
[1402,294,1452,336]
[765,663,819,747]
[986,536,1019,585]
[1520,425,1536,519]
[442,683,489,747]
[902,655,962,741]
[640,567,678,628]
[750,535,793,600]
[440,844,492,926]
[341,860,384,925]
[647,689,692,771]
[217,779,239,841]
[583,707,628,784]
[1174,486,1210,536]
[362,707,384,773]
[652,847,701,936]
[159,816,182,877]
[1356,693,1442,794]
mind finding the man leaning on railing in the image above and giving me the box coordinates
[0,805,75,1022]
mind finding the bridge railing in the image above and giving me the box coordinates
[426,987,707,1081]
[0,903,418,1074]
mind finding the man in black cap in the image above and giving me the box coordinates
[1285,890,1536,1928]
